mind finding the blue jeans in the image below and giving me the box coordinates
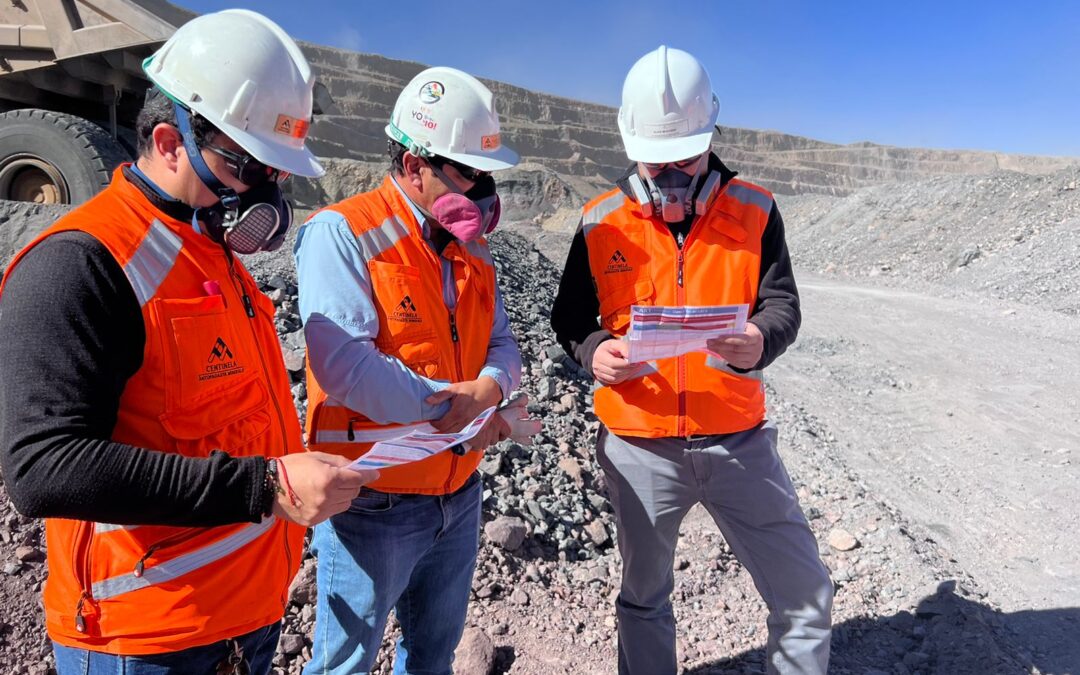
[53,621,280,674]
[305,473,482,675]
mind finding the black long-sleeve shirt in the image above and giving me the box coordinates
[0,168,269,526]
[551,156,801,374]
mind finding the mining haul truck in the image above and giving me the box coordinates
[0,0,194,204]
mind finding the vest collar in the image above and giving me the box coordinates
[121,164,197,226]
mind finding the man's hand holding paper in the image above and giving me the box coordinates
[705,321,764,369]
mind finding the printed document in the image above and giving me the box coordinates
[346,406,497,470]
[626,304,749,364]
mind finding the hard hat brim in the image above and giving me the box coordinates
[622,129,714,164]
[217,119,326,178]
[441,144,520,172]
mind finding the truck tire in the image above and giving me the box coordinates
[0,109,131,205]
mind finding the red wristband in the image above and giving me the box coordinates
[276,457,302,507]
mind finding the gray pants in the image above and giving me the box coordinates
[596,422,833,675]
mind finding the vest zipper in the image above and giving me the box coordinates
[671,227,696,437]
[225,256,289,462]
[74,594,88,633]
[677,231,686,289]
[72,521,94,633]
[133,527,203,577]
[225,257,294,605]
[446,311,463,492]
[347,418,357,442]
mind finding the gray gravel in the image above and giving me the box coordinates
[0,168,1071,672]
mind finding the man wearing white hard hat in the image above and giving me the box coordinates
[295,67,522,673]
[0,9,376,674]
[552,46,833,674]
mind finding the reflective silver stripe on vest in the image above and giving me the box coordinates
[581,192,625,236]
[124,219,183,307]
[94,523,138,534]
[724,183,774,215]
[314,421,435,444]
[463,240,495,267]
[356,215,411,260]
[91,517,275,601]
[704,355,764,382]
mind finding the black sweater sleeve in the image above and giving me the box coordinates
[550,225,614,372]
[745,202,801,370]
[0,232,269,526]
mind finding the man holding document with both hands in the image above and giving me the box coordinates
[551,46,834,675]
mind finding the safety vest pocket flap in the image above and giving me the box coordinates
[159,375,270,443]
[706,205,750,243]
[599,278,655,335]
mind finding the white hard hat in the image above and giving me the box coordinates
[385,66,519,172]
[617,46,720,163]
[143,9,324,178]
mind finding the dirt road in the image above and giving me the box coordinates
[769,274,1080,668]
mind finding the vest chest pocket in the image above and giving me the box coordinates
[151,296,271,457]
[152,296,260,407]
[369,260,440,371]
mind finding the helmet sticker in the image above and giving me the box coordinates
[481,133,500,150]
[274,114,310,139]
[419,81,445,104]
[643,119,690,138]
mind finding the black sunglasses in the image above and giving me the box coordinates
[203,144,288,186]
[428,155,489,183]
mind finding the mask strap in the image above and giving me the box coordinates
[626,173,655,217]
[173,101,240,216]
[694,170,724,215]
[427,161,466,196]
[683,161,707,217]
[640,172,666,212]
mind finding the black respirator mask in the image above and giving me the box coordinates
[175,102,293,254]
[627,154,723,223]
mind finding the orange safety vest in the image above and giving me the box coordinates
[304,177,496,495]
[581,177,773,438]
[0,168,305,654]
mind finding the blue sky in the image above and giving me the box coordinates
[178,1,1080,157]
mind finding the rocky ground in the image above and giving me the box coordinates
[1,157,1079,674]
[0,218,1066,673]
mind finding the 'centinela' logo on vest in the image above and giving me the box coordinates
[605,249,632,274]
[200,337,245,381]
[390,295,422,324]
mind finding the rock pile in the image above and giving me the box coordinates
[780,165,1080,315]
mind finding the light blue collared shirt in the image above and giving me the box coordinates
[294,177,521,425]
